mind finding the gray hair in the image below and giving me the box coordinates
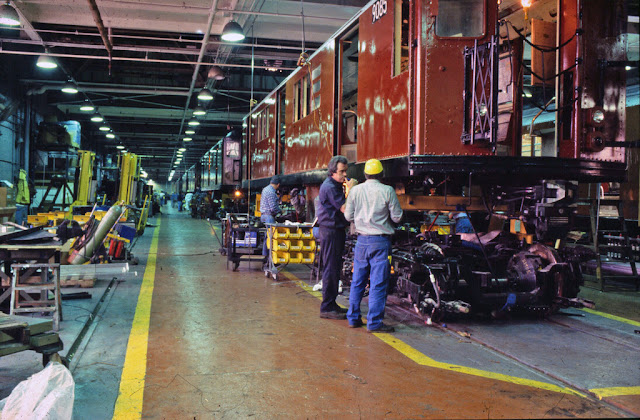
[327,155,348,175]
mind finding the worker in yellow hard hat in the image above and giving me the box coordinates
[15,169,31,226]
[344,158,403,332]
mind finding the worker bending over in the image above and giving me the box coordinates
[344,159,402,332]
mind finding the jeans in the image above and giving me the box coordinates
[319,227,346,312]
[347,235,391,330]
[261,214,276,257]
[15,204,28,226]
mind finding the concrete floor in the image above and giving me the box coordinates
[1,205,639,419]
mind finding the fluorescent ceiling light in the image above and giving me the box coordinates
[178,147,187,152]
[0,3,20,26]
[185,129,195,135]
[116,145,125,149]
[193,106,206,116]
[208,65,225,81]
[99,125,110,131]
[187,119,200,126]
[106,133,115,139]
[91,113,104,122]
[36,54,57,69]
[61,82,78,94]
[80,101,94,112]
[221,21,245,42]
[183,137,192,142]
[198,88,214,101]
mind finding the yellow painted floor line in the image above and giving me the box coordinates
[579,308,640,327]
[280,270,585,397]
[589,386,640,399]
[113,219,161,420]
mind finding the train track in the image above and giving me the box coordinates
[385,300,638,417]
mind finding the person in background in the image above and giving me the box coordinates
[316,155,357,320]
[290,188,306,222]
[450,204,473,233]
[344,159,402,332]
[15,169,31,226]
[260,176,282,266]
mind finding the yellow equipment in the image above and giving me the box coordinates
[118,152,140,206]
[74,150,95,205]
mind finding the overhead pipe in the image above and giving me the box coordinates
[0,37,301,61]
[0,29,314,51]
[215,7,348,22]
[86,0,113,56]
[0,50,295,71]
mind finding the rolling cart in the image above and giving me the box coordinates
[223,214,266,271]
[264,223,316,280]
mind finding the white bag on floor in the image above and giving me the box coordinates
[0,362,74,420]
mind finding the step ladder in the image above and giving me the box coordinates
[9,263,62,331]
[589,192,639,291]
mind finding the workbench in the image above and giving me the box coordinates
[0,241,63,308]
[0,312,63,366]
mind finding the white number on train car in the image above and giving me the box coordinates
[372,0,388,23]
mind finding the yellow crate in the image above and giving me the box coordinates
[289,240,303,252]
[301,240,316,252]
[271,226,290,239]
[300,229,314,239]
[288,228,302,239]
[288,252,303,263]
[301,252,315,264]
[271,251,290,264]
[272,239,290,251]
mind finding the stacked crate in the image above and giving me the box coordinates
[267,226,315,264]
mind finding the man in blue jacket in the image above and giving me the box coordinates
[316,156,357,319]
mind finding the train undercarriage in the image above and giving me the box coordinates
[340,176,602,322]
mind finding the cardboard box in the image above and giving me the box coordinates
[0,187,14,207]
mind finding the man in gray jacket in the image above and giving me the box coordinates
[344,159,402,332]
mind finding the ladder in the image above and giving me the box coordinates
[589,190,639,291]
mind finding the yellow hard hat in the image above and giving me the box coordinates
[364,159,383,175]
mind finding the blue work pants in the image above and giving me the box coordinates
[319,226,345,312]
[261,214,276,258]
[347,235,391,330]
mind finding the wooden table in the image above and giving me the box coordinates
[0,242,63,307]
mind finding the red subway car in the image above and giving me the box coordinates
[243,0,628,191]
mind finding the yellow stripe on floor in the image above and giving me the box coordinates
[589,386,640,399]
[113,219,161,420]
[279,270,584,398]
[579,308,640,327]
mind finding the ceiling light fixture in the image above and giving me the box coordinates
[198,88,214,101]
[61,82,78,94]
[99,125,110,131]
[117,145,125,150]
[187,119,200,126]
[36,54,57,69]
[221,21,245,42]
[185,129,195,135]
[0,2,20,26]
[193,106,206,116]
[178,147,186,152]
[106,133,115,139]
[183,137,193,142]
[208,65,225,81]
[80,101,94,112]
[90,113,104,122]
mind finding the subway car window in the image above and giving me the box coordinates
[435,0,484,38]
[393,0,409,76]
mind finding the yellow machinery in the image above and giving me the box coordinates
[74,150,95,206]
[118,152,140,206]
